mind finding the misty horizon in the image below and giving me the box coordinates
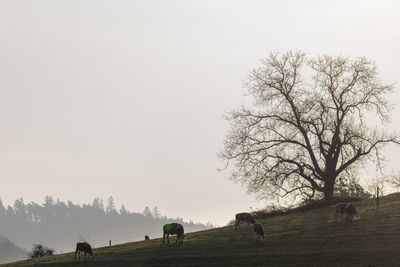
[0,195,212,260]
[1,0,399,229]
[1,0,400,266]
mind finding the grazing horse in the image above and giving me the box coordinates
[74,242,93,260]
[335,203,359,222]
[145,235,150,241]
[163,223,184,243]
[253,223,266,241]
[235,212,256,230]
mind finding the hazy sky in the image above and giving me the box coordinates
[1,0,399,225]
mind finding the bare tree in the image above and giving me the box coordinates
[391,173,400,190]
[220,51,399,201]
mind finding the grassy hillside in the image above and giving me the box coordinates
[4,193,400,267]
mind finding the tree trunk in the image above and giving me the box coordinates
[324,179,335,201]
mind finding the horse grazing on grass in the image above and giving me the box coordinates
[74,242,93,260]
[253,223,266,241]
[163,223,184,243]
[335,203,359,222]
[235,212,256,230]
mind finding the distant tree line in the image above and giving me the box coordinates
[0,196,213,253]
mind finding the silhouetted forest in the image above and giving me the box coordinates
[0,196,212,261]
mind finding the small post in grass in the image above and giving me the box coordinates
[376,187,379,206]
[376,186,380,218]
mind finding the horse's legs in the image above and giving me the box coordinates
[163,233,166,244]
[74,250,77,260]
[167,234,170,243]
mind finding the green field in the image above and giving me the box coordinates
[4,193,400,267]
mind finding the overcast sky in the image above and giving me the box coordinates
[0,0,399,225]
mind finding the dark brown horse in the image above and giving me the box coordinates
[163,223,184,243]
[74,242,93,260]
[335,203,359,222]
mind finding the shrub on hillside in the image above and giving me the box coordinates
[26,244,54,259]
[335,176,371,199]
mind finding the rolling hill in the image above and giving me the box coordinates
[0,236,26,264]
[4,193,400,267]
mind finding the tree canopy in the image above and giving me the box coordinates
[220,51,399,201]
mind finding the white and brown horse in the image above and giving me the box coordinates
[235,212,256,230]
[335,203,359,222]
[253,223,266,241]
